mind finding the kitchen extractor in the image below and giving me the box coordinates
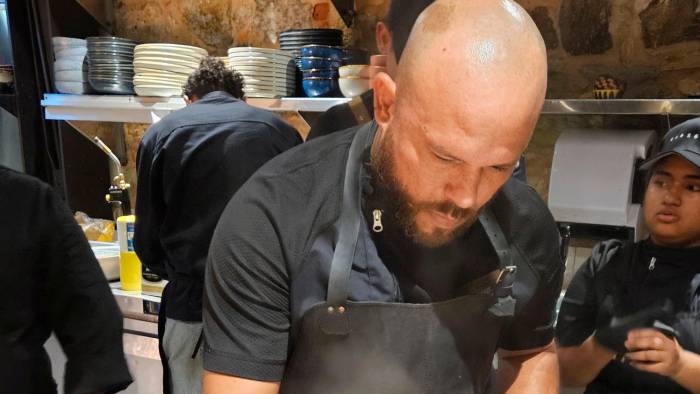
[548,129,656,287]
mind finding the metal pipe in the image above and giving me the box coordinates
[93,136,122,181]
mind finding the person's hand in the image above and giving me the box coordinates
[593,299,674,354]
[624,328,685,378]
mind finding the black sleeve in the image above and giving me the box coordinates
[203,175,291,381]
[43,188,132,393]
[555,240,624,347]
[133,129,168,278]
[497,184,564,351]
[498,261,564,351]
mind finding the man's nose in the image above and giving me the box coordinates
[444,167,480,211]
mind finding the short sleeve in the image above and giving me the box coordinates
[498,260,564,351]
[555,240,624,347]
[202,176,291,381]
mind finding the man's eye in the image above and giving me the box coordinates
[687,184,700,192]
[434,152,454,163]
[490,165,510,173]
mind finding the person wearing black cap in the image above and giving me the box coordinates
[556,118,700,393]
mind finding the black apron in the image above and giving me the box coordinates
[280,126,517,394]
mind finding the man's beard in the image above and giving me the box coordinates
[369,134,478,248]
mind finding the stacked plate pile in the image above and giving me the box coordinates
[133,43,208,97]
[278,29,343,58]
[228,47,295,98]
[52,37,90,94]
[87,36,138,94]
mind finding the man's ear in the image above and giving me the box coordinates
[372,72,396,129]
[376,22,393,56]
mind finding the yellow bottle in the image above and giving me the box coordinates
[117,215,141,292]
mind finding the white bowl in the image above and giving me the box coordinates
[52,36,87,47]
[55,81,91,94]
[55,47,88,59]
[54,70,87,83]
[339,77,370,98]
[339,64,369,78]
[54,58,86,71]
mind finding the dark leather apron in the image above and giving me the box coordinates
[280,126,517,394]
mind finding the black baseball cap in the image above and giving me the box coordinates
[640,118,700,171]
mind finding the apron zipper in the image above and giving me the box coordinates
[648,257,656,271]
[372,209,383,233]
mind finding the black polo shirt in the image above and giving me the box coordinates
[203,124,563,381]
[556,239,700,394]
[134,91,302,322]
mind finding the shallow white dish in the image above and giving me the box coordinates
[134,60,196,75]
[135,56,200,69]
[55,81,91,94]
[134,77,183,87]
[54,70,88,82]
[136,43,207,57]
[135,85,183,97]
[229,46,292,55]
[134,50,203,63]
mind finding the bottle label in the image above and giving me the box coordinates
[126,222,135,252]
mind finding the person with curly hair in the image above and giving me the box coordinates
[134,56,302,394]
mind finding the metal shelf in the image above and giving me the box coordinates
[542,99,700,115]
[41,94,351,124]
[43,95,700,124]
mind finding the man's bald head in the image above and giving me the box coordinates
[370,0,549,247]
[396,0,547,146]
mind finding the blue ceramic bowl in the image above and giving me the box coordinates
[299,45,343,61]
[301,68,339,79]
[297,57,342,71]
[302,77,340,97]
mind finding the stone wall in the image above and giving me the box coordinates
[106,0,700,200]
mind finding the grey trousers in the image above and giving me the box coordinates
[162,318,204,394]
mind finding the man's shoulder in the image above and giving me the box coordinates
[492,179,562,279]
[253,126,357,181]
[0,166,52,199]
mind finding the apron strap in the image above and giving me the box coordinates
[478,207,517,298]
[327,124,374,307]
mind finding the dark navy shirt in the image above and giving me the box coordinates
[203,124,563,381]
[134,91,302,322]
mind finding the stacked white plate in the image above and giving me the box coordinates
[133,43,208,97]
[52,37,90,94]
[228,47,295,98]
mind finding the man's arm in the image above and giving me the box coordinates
[495,342,558,394]
[133,134,168,277]
[557,336,615,387]
[44,187,132,393]
[203,371,280,394]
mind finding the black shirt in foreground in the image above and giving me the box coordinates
[203,124,563,381]
[0,166,132,394]
[556,239,700,394]
[134,91,302,322]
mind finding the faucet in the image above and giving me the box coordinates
[93,137,131,220]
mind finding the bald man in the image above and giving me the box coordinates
[202,1,562,393]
